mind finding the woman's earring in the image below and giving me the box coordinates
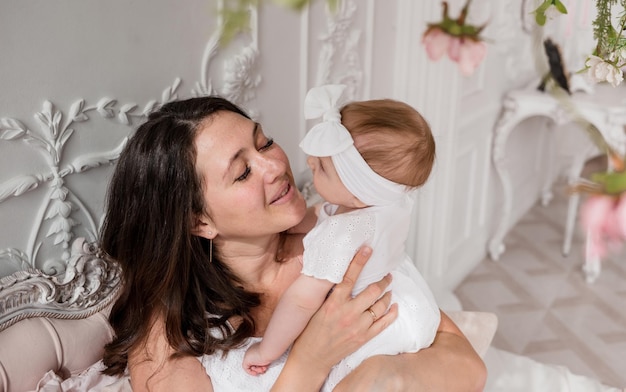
[209,238,213,263]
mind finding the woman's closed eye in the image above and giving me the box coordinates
[234,138,274,182]
[235,166,251,182]
[259,137,274,151]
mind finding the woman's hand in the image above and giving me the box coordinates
[271,246,397,391]
[296,246,397,367]
[335,311,487,392]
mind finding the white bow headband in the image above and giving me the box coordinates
[299,84,408,206]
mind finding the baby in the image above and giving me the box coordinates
[243,84,440,391]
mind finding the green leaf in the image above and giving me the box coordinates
[448,23,462,36]
[607,24,618,40]
[326,0,338,13]
[219,8,251,47]
[535,11,547,26]
[273,0,310,11]
[536,0,552,13]
[592,171,626,194]
[553,0,568,14]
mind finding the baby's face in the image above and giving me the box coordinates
[307,155,365,208]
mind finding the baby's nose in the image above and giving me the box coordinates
[306,156,315,170]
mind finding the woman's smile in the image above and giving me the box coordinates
[270,182,293,205]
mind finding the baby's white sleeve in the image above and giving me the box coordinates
[301,212,375,283]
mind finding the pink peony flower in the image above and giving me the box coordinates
[580,195,615,259]
[422,1,488,77]
[615,194,626,238]
[447,37,461,62]
[457,39,487,76]
[422,27,452,62]
[580,194,626,259]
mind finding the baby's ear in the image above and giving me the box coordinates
[192,215,217,239]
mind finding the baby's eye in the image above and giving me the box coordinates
[259,137,274,151]
[235,166,251,182]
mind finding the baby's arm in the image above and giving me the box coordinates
[243,274,334,375]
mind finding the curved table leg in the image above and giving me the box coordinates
[488,102,520,261]
[541,121,555,206]
[583,227,601,283]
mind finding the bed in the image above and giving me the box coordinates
[0,234,622,392]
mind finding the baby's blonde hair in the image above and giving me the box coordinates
[340,99,435,188]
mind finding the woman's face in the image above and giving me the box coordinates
[194,110,306,241]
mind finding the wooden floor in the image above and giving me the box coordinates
[455,180,626,389]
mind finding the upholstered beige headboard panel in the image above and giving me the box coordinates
[0,309,113,392]
[0,238,120,391]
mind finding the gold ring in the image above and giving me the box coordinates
[367,308,377,321]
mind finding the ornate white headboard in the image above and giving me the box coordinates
[0,238,120,332]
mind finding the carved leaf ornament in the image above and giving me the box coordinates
[0,1,261,326]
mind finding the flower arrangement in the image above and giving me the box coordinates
[421,0,488,76]
[575,0,626,263]
[584,0,626,86]
[534,0,626,266]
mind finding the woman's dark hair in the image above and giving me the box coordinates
[101,97,261,376]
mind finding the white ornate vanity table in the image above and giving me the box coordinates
[488,81,626,282]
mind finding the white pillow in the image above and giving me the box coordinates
[447,310,498,358]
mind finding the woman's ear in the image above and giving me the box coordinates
[192,216,217,239]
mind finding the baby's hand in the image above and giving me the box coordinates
[243,342,270,376]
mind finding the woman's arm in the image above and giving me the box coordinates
[127,316,214,392]
[335,310,488,392]
[272,246,398,391]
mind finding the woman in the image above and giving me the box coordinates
[100,96,486,391]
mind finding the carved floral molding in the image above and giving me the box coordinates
[0,4,260,278]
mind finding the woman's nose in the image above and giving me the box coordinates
[260,154,285,182]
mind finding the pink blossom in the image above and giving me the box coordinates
[422,27,452,61]
[580,194,625,259]
[435,35,486,76]
[447,37,461,62]
[616,194,626,238]
[457,39,487,76]
[581,195,614,258]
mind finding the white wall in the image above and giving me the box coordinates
[0,1,598,305]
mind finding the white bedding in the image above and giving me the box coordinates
[484,347,623,392]
[34,350,623,392]
[30,312,624,392]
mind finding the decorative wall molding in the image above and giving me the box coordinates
[0,2,262,277]
[0,79,180,276]
[315,0,362,100]
[193,4,261,117]
[495,0,538,82]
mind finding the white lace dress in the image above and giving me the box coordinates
[298,199,441,391]
[200,258,439,392]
